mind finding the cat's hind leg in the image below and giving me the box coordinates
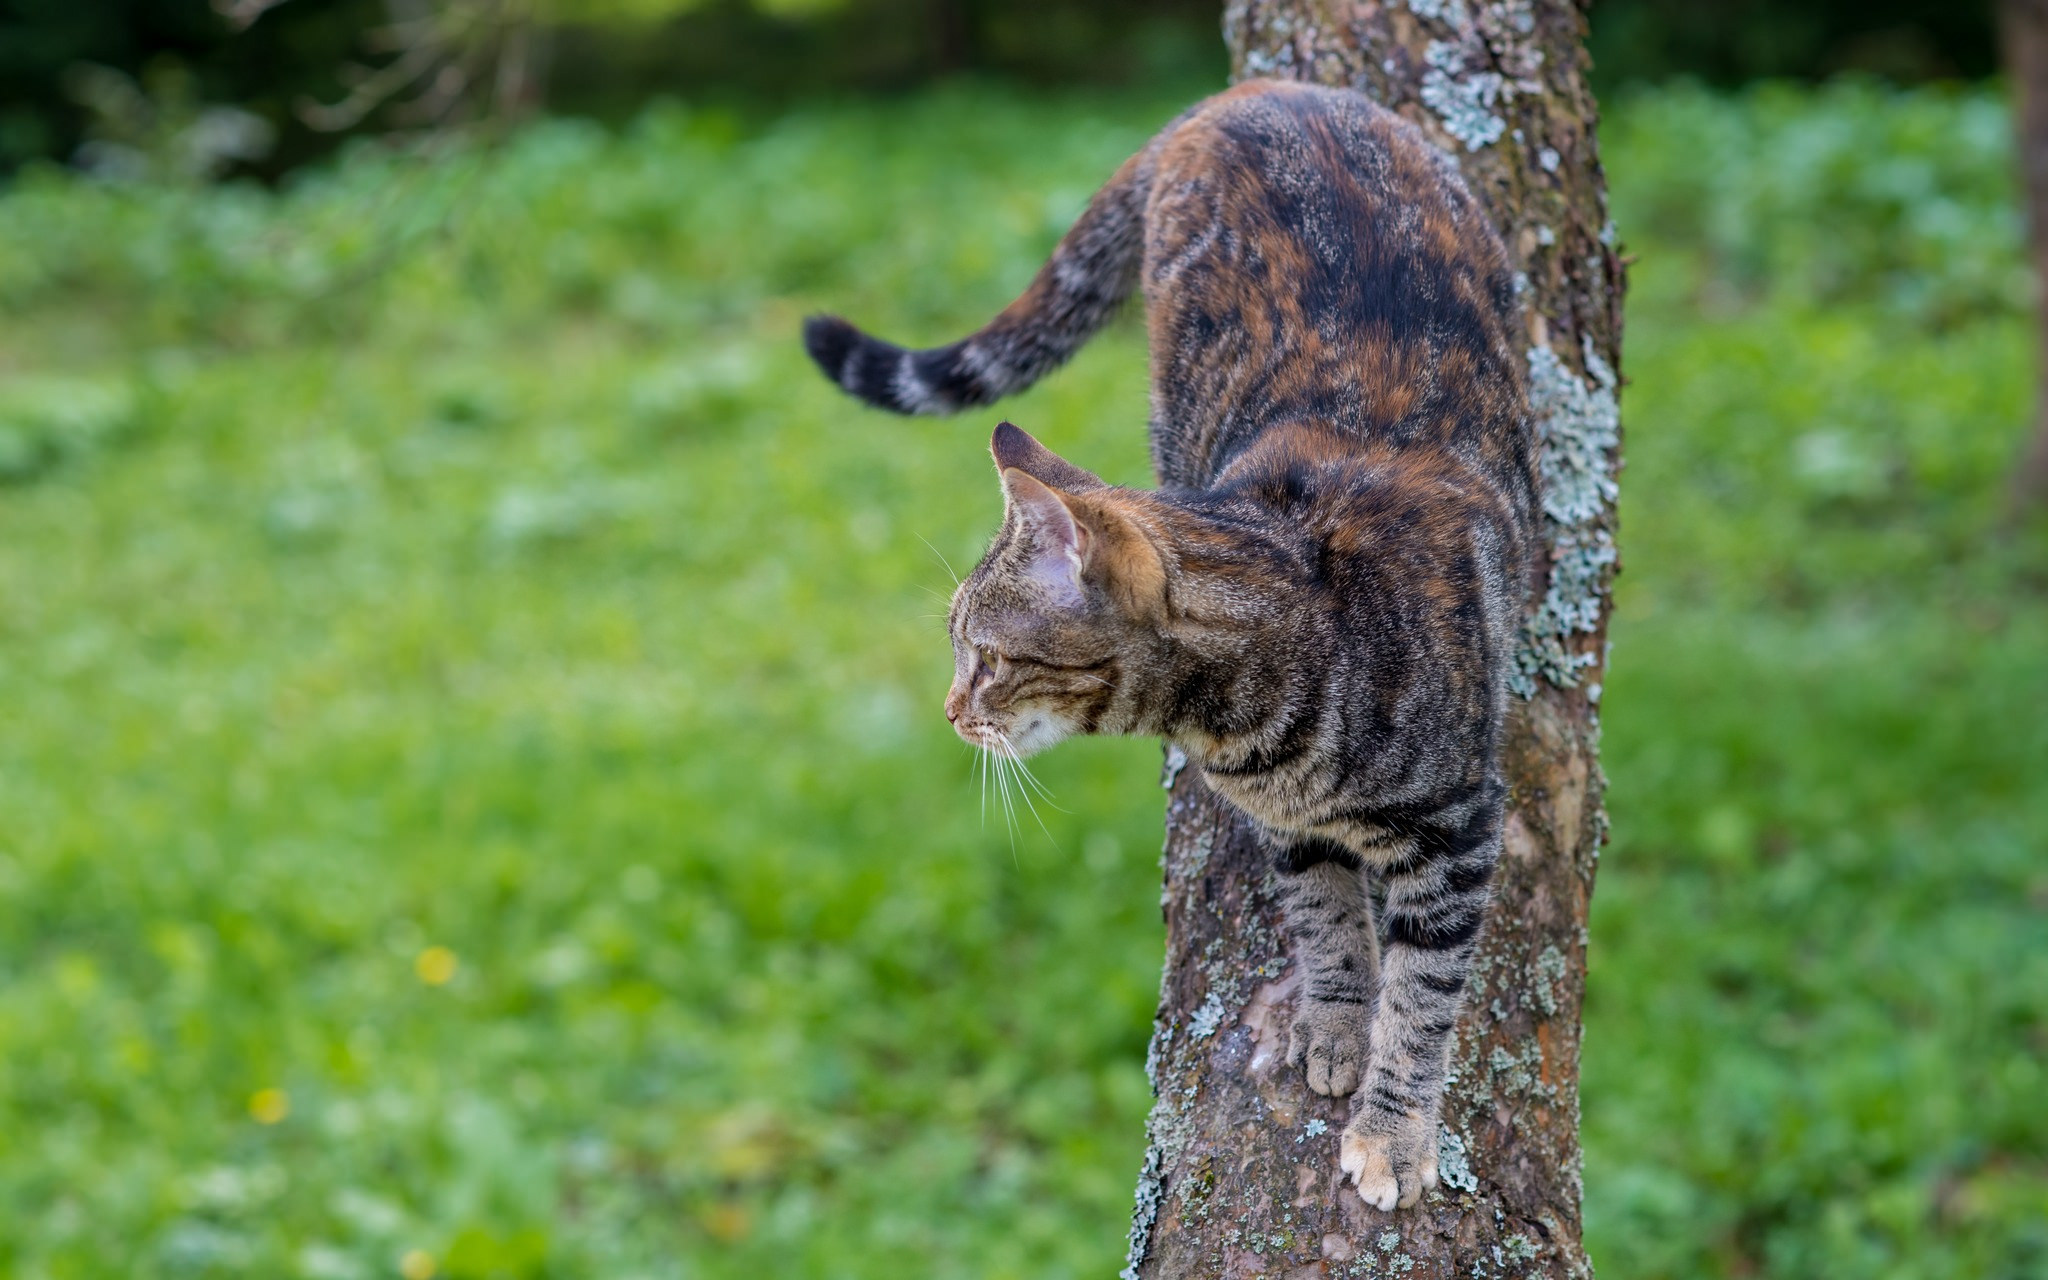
[1274,837,1380,1097]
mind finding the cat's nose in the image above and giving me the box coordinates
[943,689,962,722]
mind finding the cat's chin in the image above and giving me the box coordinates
[959,713,1072,758]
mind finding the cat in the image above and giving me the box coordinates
[803,78,1535,1212]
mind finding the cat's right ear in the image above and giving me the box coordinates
[991,421,1107,492]
[1000,467,1088,609]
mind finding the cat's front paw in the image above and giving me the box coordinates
[1339,1113,1439,1211]
[1287,999,1370,1097]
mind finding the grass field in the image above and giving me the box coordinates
[1,80,2045,1279]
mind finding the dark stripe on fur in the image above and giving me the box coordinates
[1276,837,1364,875]
[1384,902,1486,951]
[1442,854,1495,895]
[1416,970,1467,995]
[1204,698,1324,777]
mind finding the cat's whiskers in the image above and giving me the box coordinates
[974,737,984,824]
[987,742,1022,852]
[963,726,1019,849]
[993,730,1061,842]
[997,732,1063,810]
[916,534,963,590]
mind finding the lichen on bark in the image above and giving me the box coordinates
[1125,3,1624,1277]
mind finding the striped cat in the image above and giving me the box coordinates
[804,79,1535,1211]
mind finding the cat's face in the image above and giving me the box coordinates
[944,424,1167,758]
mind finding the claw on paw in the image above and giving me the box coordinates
[1339,1121,1440,1211]
[1340,1128,1399,1210]
[1287,1001,1368,1098]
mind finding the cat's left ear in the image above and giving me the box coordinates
[1001,467,1089,608]
[991,421,1107,492]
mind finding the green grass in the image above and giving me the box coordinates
[1,79,2045,1279]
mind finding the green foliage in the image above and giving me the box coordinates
[0,0,386,174]
[1589,81,2048,1280]
[1,81,2044,1280]
[1586,316,2048,1278]
[2,0,1995,176]
[1609,79,2030,328]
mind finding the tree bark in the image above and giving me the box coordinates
[1122,4,1624,1277]
[2003,0,2048,512]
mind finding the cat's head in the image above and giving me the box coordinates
[944,423,1169,758]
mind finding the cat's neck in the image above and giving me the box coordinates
[1126,497,1329,757]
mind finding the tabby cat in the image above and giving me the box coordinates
[803,79,1535,1212]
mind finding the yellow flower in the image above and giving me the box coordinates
[415,946,459,986]
[248,1087,289,1125]
[398,1249,436,1280]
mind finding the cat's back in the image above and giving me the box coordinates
[1142,80,1527,505]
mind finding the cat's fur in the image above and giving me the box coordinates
[804,79,1535,1211]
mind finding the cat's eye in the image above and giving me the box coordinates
[970,645,1003,682]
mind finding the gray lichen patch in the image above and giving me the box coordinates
[1531,945,1569,1019]
[1406,0,1554,153]
[1403,0,1470,25]
[1485,1042,1557,1103]
[1420,40,1506,151]
[1121,1142,1167,1280]
[1515,340,1621,694]
[1144,1019,1172,1090]
[1227,1,1303,80]
[1437,1125,1480,1194]
[1196,891,1287,1017]
[1174,825,1215,882]
[1478,0,1546,82]
[1161,742,1188,789]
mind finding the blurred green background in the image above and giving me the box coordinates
[2,2,2047,1278]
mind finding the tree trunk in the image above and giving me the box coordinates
[2003,0,2048,512]
[1122,4,1625,1277]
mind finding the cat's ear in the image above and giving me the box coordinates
[991,421,1107,492]
[1001,467,1089,608]
[1001,466,1168,622]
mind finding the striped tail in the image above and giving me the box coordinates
[803,148,1151,415]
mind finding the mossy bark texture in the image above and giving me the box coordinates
[1123,4,1624,1277]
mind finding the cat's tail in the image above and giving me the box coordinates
[803,148,1151,415]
